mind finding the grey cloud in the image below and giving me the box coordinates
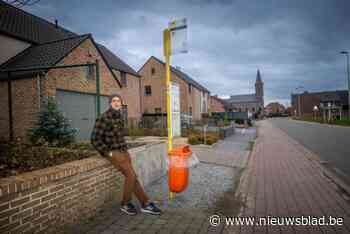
[24,0,350,106]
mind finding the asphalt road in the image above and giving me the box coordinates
[269,118,350,180]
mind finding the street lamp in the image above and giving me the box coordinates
[313,105,319,120]
[294,86,304,117]
[340,51,350,119]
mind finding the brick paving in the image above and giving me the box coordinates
[59,199,224,234]
[58,129,254,234]
[231,120,350,234]
[191,128,256,168]
[59,121,350,234]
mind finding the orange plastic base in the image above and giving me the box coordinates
[168,167,189,193]
[168,145,191,193]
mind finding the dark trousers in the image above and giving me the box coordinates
[107,150,149,206]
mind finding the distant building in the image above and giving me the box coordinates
[138,56,210,121]
[291,90,349,117]
[224,69,264,116]
[209,95,225,113]
[265,102,285,115]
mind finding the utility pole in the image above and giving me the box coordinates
[340,51,350,119]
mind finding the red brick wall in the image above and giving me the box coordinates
[209,96,225,113]
[0,156,124,233]
[0,81,9,139]
[113,70,141,123]
[44,38,121,97]
[0,38,122,140]
[139,57,209,120]
[139,57,167,114]
[0,77,41,140]
[265,102,285,114]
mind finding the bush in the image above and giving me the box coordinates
[235,119,245,124]
[128,128,166,137]
[234,119,252,126]
[181,128,201,137]
[27,97,76,147]
[188,134,202,145]
[187,132,219,145]
[206,134,219,145]
[0,140,97,178]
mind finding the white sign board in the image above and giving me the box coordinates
[170,82,181,137]
[169,18,188,54]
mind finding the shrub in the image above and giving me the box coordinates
[205,133,219,145]
[27,97,76,147]
[128,128,166,137]
[187,132,219,145]
[235,119,244,124]
[0,140,97,178]
[234,119,252,126]
[188,134,202,145]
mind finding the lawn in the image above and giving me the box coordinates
[292,116,350,127]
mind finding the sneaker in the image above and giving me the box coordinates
[120,202,137,215]
[140,202,162,215]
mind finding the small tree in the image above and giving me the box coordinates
[27,97,76,147]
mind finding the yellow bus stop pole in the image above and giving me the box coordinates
[163,29,174,200]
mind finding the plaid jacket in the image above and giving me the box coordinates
[91,108,128,157]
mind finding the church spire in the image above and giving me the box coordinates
[256,69,262,83]
[255,69,264,103]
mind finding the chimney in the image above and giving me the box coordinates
[55,19,58,28]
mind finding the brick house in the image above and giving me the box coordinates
[291,90,349,117]
[265,102,286,115]
[138,56,210,121]
[209,95,225,113]
[0,1,141,140]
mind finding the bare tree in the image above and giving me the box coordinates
[5,0,41,7]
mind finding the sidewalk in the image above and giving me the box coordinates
[59,129,255,234]
[232,120,350,234]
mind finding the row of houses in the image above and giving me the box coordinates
[0,1,215,141]
[291,90,349,117]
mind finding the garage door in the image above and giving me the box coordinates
[56,90,110,141]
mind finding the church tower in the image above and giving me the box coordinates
[255,69,264,107]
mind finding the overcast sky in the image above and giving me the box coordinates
[24,0,350,107]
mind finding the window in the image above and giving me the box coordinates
[188,84,192,93]
[85,63,95,79]
[145,85,152,96]
[121,72,127,87]
[151,67,156,75]
[189,106,192,115]
[155,108,161,113]
[252,107,255,112]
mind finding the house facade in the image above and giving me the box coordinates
[0,1,141,140]
[138,56,210,121]
[209,95,225,113]
[291,90,349,117]
[265,102,286,115]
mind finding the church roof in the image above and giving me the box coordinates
[226,94,259,103]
